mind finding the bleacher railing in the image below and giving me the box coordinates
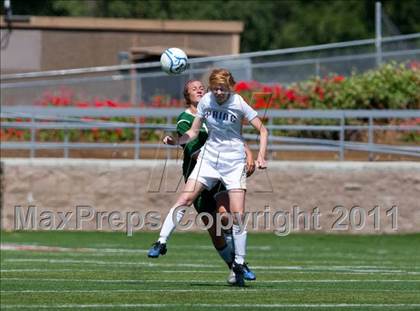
[2,107,419,160]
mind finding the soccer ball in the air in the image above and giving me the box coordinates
[160,47,188,75]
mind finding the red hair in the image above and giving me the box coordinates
[209,68,236,91]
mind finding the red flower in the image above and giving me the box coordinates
[272,85,283,98]
[285,89,296,101]
[61,97,70,106]
[235,81,251,92]
[314,86,325,100]
[106,100,118,108]
[254,98,267,109]
[409,61,420,70]
[297,96,310,108]
[53,97,61,106]
[262,86,272,93]
[76,102,89,108]
[252,93,271,109]
[332,75,345,83]
[15,130,24,139]
[116,102,132,108]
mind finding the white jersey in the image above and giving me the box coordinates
[196,92,258,162]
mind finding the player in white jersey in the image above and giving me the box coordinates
[148,80,256,283]
[163,69,268,286]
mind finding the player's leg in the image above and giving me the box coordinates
[214,190,234,248]
[214,190,256,283]
[148,178,205,258]
[195,187,233,268]
[228,188,248,286]
[212,195,236,284]
[221,159,252,286]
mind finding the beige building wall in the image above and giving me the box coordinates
[0,29,42,72]
[0,16,243,73]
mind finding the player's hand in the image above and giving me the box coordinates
[163,135,176,145]
[246,159,256,177]
[191,150,201,161]
[256,154,267,169]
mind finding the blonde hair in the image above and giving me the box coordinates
[209,68,236,91]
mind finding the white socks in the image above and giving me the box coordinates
[158,206,186,244]
[232,224,247,265]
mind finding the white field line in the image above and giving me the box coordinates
[2,277,420,284]
[2,268,420,276]
[3,258,218,268]
[0,269,227,274]
[2,244,418,269]
[2,288,420,294]
[5,255,420,271]
[170,245,273,251]
[0,244,148,253]
[0,243,271,252]
[1,242,418,258]
[3,258,420,274]
[2,303,420,309]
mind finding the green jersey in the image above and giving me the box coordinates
[176,109,225,214]
[176,110,208,179]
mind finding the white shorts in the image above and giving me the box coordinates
[188,156,247,190]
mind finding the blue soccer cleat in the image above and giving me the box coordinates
[147,242,167,258]
[243,263,256,281]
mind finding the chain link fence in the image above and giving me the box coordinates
[1,33,419,107]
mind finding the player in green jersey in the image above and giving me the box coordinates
[148,80,256,284]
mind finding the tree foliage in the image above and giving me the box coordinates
[3,0,419,52]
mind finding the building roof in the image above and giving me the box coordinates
[0,16,244,34]
[129,46,210,60]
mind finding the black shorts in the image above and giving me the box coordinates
[193,181,226,214]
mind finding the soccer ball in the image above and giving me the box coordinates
[160,47,188,75]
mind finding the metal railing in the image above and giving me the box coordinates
[2,107,419,160]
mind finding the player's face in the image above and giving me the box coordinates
[188,81,205,105]
[211,84,230,104]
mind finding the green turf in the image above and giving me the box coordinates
[1,231,420,310]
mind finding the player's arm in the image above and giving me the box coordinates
[163,116,203,146]
[244,142,255,177]
[178,116,202,145]
[176,118,203,160]
[250,117,268,169]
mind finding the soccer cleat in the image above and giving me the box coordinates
[243,263,256,281]
[147,242,167,258]
[227,269,236,284]
[232,262,245,287]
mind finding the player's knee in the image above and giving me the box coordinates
[219,212,230,226]
[231,212,244,225]
[176,196,194,207]
[170,205,186,216]
[200,214,211,225]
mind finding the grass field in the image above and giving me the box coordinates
[1,231,420,310]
